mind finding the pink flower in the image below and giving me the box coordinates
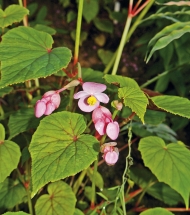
[73,82,109,112]
[35,91,61,118]
[92,106,120,140]
[101,142,119,165]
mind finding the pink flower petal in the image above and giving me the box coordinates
[104,151,119,165]
[44,102,56,115]
[78,96,100,112]
[83,82,106,94]
[95,120,106,135]
[94,93,109,104]
[99,106,112,118]
[92,107,105,123]
[43,90,56,97]
[74,91,89,99]
[106,121,120,140]
[35,100,46,118]
[51,93,61,108]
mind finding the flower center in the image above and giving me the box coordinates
[87,96,97,106]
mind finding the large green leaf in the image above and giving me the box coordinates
[118,87,148,123]
[29,111,99,196]
[139,136,190,208]
[83,0,99,23]
[0,178,26,208]
[140,207,174,215]
[104,74,139,88]
[2,212,30,215]
[8,108,40,139]
[74,208,85,215]
[0,26,72,88]
[146,22,190,62]
[0,5,29,28]
[35,181,76,215]
[0,123,5,140]
[0,140,21,183]
[151,95,190,119]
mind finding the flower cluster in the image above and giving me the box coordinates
[74,82,120,165]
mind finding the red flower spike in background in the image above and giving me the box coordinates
[101,142,119,165]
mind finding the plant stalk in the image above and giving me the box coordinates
[91,158,98,208]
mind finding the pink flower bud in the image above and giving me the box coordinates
[101,142,119,165]
[35,100,46,118]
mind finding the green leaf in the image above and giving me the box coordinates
[146,22,190,62]
[0,5,29,28]
[98,49,114,65]
[151,95,190,119]
[104,74,139,88]
[74,208,85,215]
[93,18,113,34]
[0,26,72,88]
[0,178,26,208]
[83,0,99,23]
[140,207,174,215]
[0,140,21,182]
[118,87,148,123]
[2,212,30,215]
[34,24,56,35]
[35,181,76,215]
[8,108,40,139]
[0,86,13,97]
[87,168,104,190]
[67,11,77,23]
[139,136,190,208]
[29,111,99,196]
[82,68,104,83]
[0,123,5,140]
[71,30,88,46]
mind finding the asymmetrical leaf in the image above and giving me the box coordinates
[2,212,30,215]
[139,136,190,208]
[0,140,21,183]
[140,207,174,215]
[146,22,190,62]
[8,108,40,139]
[0,178,26,208]
[151,95,190,119]
[0,5,29,28]
[118,86,148,123]
[0,123,5,140]
[35,181,76,215]
[29,111,99,196]
[0,26,72,88]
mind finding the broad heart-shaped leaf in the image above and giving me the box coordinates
[8,108,40,139]
[2,212,30,215]
[118,87,148,123]
[35,181,76,215]
[139,136,190,208]
[104,74,139,88]
[0,123,5,140]
[74,208,85,215]
[0,178,26,209]
[0,140,21,183]
[151,95,190,119]
[83,0,99,23]
[140,207,174,215]
[0,5,29,28]
[145,22,190,62]
[29,111,99,196]
[0,26,72,88]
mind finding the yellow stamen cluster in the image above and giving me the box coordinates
[87,96,97,106]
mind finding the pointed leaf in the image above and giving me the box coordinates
[139,136,190,208]
[8,108,40,139]
[0,5,29,28]
[146,22,190,62]
[29,111,99,195]
[0,123,5,140]
[140,207,174,215]
[118,86,148,123]
[0,140,21,182]
[35,181,76,215]
[93,18,113,33]
[0,178,26,208]
[74,208,85,215]
[104,74,139,88]
[151,95,190,119]
[2,213,30,215]
[0,26,72,88]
